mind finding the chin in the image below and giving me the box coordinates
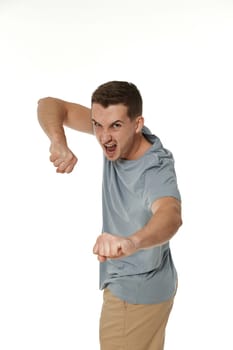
[105,152,120,161]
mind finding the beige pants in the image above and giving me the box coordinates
[100,288,175,350]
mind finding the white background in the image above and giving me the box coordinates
[0,0,233,349]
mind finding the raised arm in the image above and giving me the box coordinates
[37,97,93,173]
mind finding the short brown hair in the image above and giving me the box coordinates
[91,81,143,120]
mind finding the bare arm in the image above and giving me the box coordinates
[93,197,182,262]
[37,97,93,136]
[37,97,93,173]
[130,197,182,249]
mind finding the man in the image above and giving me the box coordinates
[37,81,182,350]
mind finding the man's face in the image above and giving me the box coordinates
[91,103,142,161]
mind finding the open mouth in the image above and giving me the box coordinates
[104,143,117,156]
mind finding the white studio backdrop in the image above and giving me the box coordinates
[0,0,232,349]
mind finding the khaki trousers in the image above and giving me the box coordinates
[99,288,175,350]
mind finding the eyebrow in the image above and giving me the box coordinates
[91,119,124,127]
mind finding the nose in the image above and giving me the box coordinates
[100,130,112,144]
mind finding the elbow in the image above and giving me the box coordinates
[173,201,183,233]
[160,215,183,244]
[37,97,59,125]
[178,216,183,230]
[37,96,54,106]
[37,97,52,113]
[171,215,182,239]
[37,97,66,117]
[175,213,183,232]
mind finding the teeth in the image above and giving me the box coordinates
[105,143,116,148]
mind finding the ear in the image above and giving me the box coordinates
[135,116,144,133]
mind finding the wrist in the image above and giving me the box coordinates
[50,130,67,143]
[128,233,141,251]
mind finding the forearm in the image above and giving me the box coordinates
[130,204,182,250]
[37,97,68,145]
[93,205,182,261]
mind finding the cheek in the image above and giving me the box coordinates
[119,133,133,149]
[123,129,134,142]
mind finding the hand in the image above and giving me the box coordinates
[93,232,137,262]
[49,143,78,173]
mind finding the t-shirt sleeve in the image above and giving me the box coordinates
[142,150,181,210]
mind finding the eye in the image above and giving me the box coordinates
[92,121,101,128]
[112,123,122,129]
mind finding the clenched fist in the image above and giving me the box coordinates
[49,143,78,173]
[93,232,137,262]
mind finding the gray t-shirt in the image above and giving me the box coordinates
[100,126,181,304]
